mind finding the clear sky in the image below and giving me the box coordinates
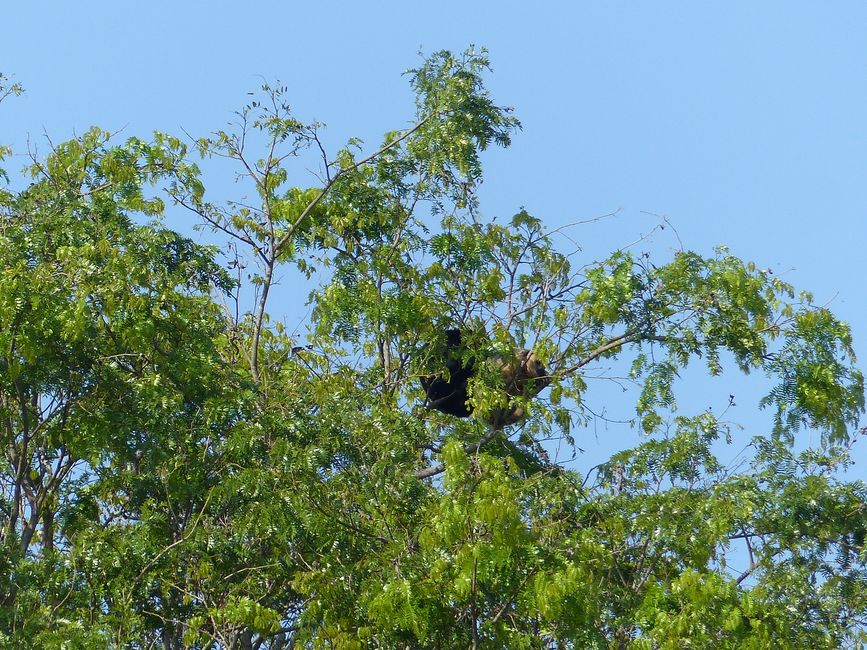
[3,2,867,473]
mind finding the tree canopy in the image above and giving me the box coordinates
[1,51,866,649]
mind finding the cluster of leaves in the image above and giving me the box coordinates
[1,50,866,648]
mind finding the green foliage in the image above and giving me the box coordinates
[1,49,865,649]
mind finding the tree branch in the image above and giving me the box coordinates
[416,425,503,480]
[273,114,433,258]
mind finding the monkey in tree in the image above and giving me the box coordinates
[420,328,550,428]
[420,329,475,418]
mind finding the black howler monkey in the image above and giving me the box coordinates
[419,329,475,417]
[420,328,550,428]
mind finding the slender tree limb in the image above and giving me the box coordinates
[416,425,503,480]
[127,489,214,595]
[562,332,669,375]
[250,259,274,383]
[273,114,434,258]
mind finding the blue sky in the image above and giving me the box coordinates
[3,2,867,472]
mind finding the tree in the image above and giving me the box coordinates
[1,49,865,649]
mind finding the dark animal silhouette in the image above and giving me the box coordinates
[420,329,475,417]
[421,328,550,428]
